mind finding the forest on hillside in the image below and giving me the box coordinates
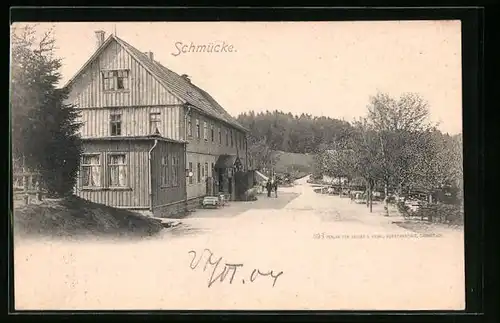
[236,111,353,154]
[236,93,463,207]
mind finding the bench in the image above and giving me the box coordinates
[202,196,220,208]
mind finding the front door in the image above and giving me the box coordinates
[218,170,224,192]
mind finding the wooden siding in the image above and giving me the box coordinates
[76,105,183,140]
[151,141,186,208]
[185,109,249,170]
[66,39,182,108]
[75,140,151,208]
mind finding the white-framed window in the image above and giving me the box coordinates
[108,154,127,188]
[230,130,234,147]
[110,113,122,136]
[204,162,209,178]
[218,127,222,144]
[211,124,214,142]
[225,129,229,146]
[150,112,161,134]
[196,119,200,138]
[102,70,129,91]
[203,121,208,141]
[81,154,101,187]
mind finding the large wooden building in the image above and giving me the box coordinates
[65,31,251,216]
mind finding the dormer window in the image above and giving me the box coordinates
[103,70,129,91]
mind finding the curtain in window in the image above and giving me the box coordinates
[83,155,101,186]
[110,75,116,90]
[109,155,126,187]
[120,70,129,89]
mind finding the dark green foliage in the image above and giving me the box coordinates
[414,204,464,225]
[11,25,82,197]
[237,110,353,154]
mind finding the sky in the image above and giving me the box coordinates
[12,21,462,134]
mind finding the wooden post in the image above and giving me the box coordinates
[369,181,373,213]
[384,182,389,216]
[36,177,42,201]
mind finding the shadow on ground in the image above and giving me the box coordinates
[159,192,300,239]
[187,192,300,219]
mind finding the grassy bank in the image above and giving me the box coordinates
[12,195,163,239]
[273,151,314,179]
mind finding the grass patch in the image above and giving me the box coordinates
[13,195,163,239]
[393,220,463,234]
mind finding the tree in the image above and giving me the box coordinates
[363,92,436,214]
[11,25,82,198]
[236,110,354,154]
[424,131,463,204]
[247,136,277,171]
[350,118,384,212]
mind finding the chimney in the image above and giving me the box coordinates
[95,30,105,48]
[181,74,191,83]
[144,51,154,61]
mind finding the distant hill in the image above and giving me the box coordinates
[272,150,314,179]
[236,110,353,154]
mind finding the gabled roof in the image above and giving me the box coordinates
[64,34,248,133]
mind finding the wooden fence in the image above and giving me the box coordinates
[13,172,44,205]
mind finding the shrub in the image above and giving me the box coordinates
[413,203,464,225]
[396,201,411,216]
[243,188,258,201]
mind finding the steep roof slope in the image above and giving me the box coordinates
[113,36,248,133]
[64,34,248,133]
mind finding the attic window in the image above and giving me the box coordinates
[150,112,161,134]
[103,70,129,91]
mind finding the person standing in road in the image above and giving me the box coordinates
[273,180,278,198]
[266,180,272,197]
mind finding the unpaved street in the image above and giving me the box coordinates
[14,176,465,310]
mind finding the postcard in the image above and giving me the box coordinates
[11,20,464,311]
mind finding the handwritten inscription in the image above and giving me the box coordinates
[188,249,283,288]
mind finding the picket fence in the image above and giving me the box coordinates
[13,172,44,205]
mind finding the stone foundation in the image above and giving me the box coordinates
[152,201,189,218]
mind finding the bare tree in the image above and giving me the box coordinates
[247,136,277,171]
[350,118,384,212]
[361,92,436,214]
